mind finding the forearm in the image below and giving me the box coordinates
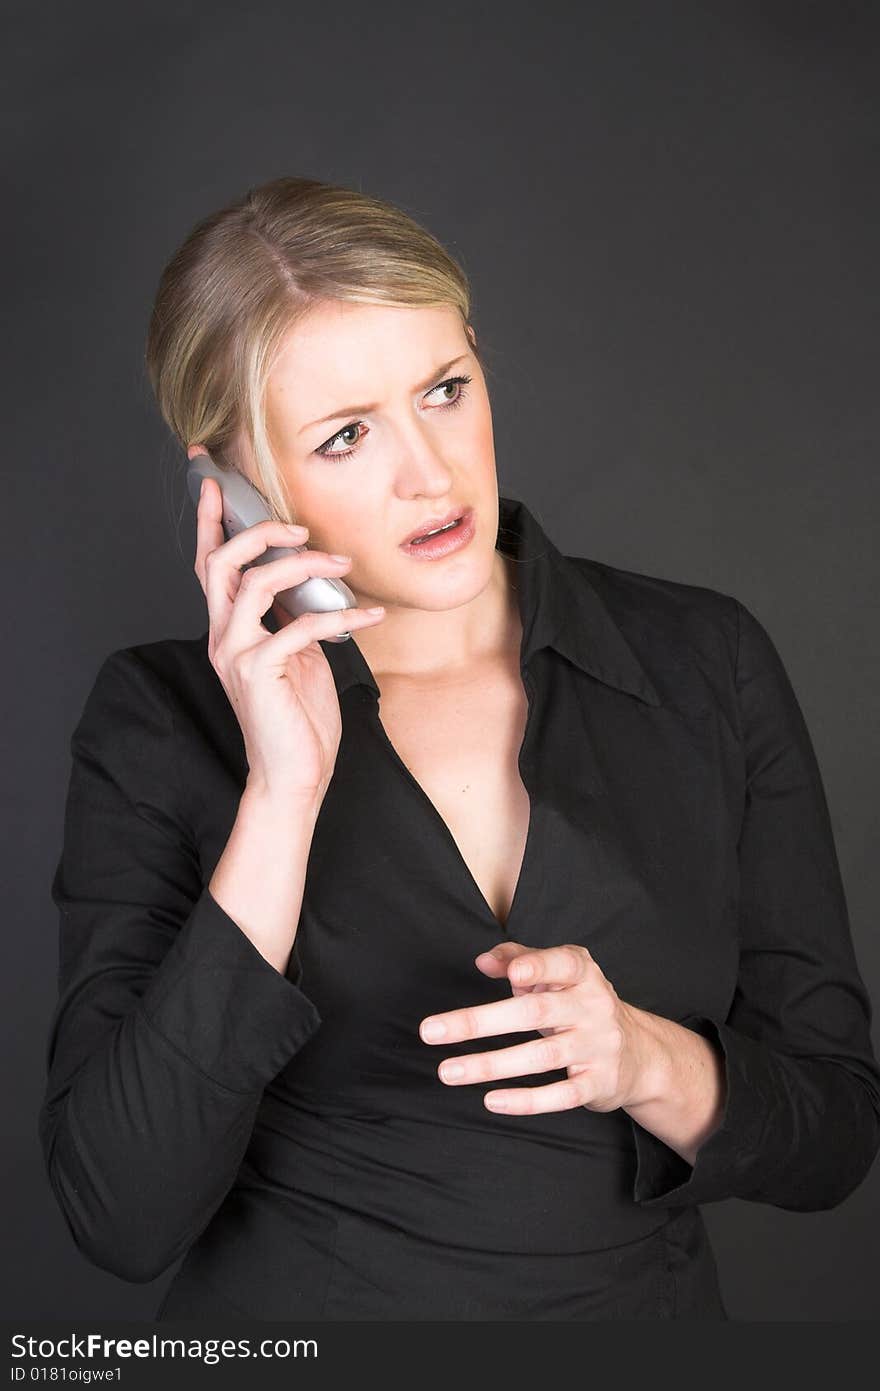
[209,782,322,974]
[620,1005,727,1167]
[42,879,324,1283]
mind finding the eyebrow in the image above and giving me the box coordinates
[297,354,471,437]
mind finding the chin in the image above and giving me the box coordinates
[390,543,496,608]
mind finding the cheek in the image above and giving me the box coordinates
[290,479,373,552]
[469,400,496,461]
[311,513,365,555]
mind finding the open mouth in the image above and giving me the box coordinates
[409,516,464,544]
[400,507,476,558]
[401,506,473,545]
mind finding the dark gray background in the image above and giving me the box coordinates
[5,0,878,1321]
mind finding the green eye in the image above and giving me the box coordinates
[315,375,472,463]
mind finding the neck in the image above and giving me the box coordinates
[357,548,520,684]
[270,548,520,685]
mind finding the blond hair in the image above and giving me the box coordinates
[144,176,483,525]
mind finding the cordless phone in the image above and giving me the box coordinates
[185,452,357,642]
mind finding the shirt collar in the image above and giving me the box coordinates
[318,494,662,706]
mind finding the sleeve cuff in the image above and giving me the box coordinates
[138,885,322,1094]
[630,1014,780,1207]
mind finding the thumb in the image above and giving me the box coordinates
[474,941,530,976]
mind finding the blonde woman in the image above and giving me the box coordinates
[39,176,880,1321]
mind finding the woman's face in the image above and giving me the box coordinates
[262,300,499,615]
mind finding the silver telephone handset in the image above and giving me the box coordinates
[185,452,357,642]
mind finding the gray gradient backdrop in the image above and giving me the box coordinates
[5,0,879,1321]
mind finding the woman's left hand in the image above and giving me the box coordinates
[418,942,660,1116]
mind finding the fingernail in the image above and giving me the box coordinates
[421,1019,446,1042]
[440,1061,464,1081]
[485,1094,510,1111]
[330,553,351,563]
[366,606,385,615]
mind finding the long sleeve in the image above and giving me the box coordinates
[38,648,322,1282]
[631,597,880,1209]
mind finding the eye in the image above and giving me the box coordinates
[315,374,473,462]
[427,376,470,406]
[320,423,361,456]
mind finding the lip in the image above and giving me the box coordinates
[399,507,476,560]
[400,506,471,547]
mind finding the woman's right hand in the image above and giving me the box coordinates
[194,471,386,807]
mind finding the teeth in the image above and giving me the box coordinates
[411,518,460,544]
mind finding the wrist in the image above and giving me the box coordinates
[621,1004,674,1110]
[241,779,324,825]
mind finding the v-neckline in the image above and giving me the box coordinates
[370,666,537,934]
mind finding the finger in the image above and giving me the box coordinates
[436,1032,575,1087]
[484,1075,589,1116]
[194,476,228,592]
[506,944,592,988]
[206,508,310,572]
[217,604,385,674]
[222,551,358,648]
[203,515,311,635]
[473,942,530,975]
[419,988,566,1045]
[250,604,387,672]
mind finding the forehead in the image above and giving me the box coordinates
[267,302,466,409]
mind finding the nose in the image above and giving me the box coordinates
[393,421,455,496]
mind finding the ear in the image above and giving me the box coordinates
[465,321,477,351]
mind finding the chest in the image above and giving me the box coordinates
[265,653,742,1130]
[375,665,532,930]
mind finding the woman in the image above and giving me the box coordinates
[39,176,880,1321]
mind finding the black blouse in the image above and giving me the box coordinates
[38,494,880,1321]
